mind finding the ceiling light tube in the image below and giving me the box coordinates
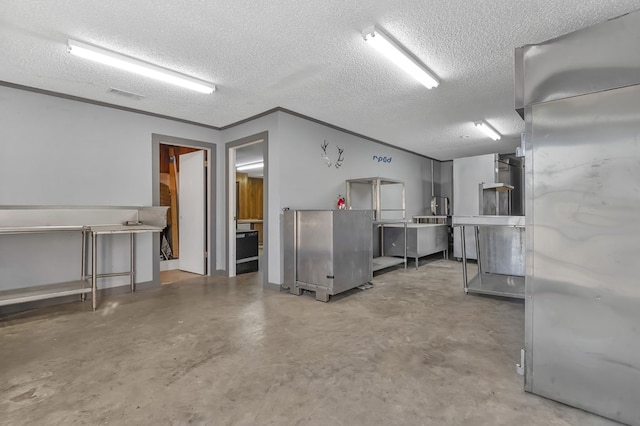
[67,39,216,94]
[236,161,264,171]
[475,121,502,140]
[362,26,439,89]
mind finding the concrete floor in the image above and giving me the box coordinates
[0,260,617,426]
[160,269,203,285]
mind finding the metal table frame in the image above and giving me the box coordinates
[454,216,525,299]
[345,177,407,272]
[0,224,162,311]
[0,225,91,308]
[383,223,448,269]
[86,225,162,311]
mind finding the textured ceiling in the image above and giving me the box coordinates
[2,1,640,160]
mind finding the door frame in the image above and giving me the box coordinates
[152,134,216,283]
[225,131,268,288]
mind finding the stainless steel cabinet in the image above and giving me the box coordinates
[383,223,448,269]
[283,210,372,302]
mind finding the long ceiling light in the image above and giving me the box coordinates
[67,39,216,94]
[236,161,263,171]
[475,121,502,140]
[362,26,439,89]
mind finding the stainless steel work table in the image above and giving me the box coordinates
[86,224,163,311]
[452,215,525,299]
[0,225,90,307]
[0,224,162,311]
[383,223,448,269]
[345,178,408,273]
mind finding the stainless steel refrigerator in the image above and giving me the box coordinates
[517,10,640,425]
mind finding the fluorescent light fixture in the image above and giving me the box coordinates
[362,26,439,89]
[475,121,502,140]
[236,161,263,171]
[67,39,216,94]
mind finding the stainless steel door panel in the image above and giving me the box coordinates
[296,211,333,288]
[332,210,372,293]
[283,210,295,289]
[529,85,640,425]
[479,227,525,276]
[416,224,447,256]
[384,224,447,258]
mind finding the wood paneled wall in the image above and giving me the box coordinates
[236,172,263,219]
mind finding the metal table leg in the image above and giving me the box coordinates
[81,229,86,302]
[474,225,482,286]
[130,233,135,292]
[92,232,97,311]
[403,222,407,270]
[461,226,468,294]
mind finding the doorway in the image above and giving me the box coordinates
[152,134,216,286]
[226,132,268,287]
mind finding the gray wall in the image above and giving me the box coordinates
[1,85,438,295]
[222,111,434,286]
[0,86,220,290]
[221,113,280,284]
[277,112,431,216]
[278,112,432,284]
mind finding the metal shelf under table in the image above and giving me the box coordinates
[87,224,163,311]
[0,206,168,313]
[0,281,91,307]
[453,215,525,299]
[465,273,524,299]
[373,256,406,272]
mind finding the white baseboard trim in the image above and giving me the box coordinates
[160,259,180,271]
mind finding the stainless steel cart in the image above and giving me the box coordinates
[453,215,525,299]
[345,177,407,272]
[283,210,372,302]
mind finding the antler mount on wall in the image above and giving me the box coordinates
[320,139,345,169]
